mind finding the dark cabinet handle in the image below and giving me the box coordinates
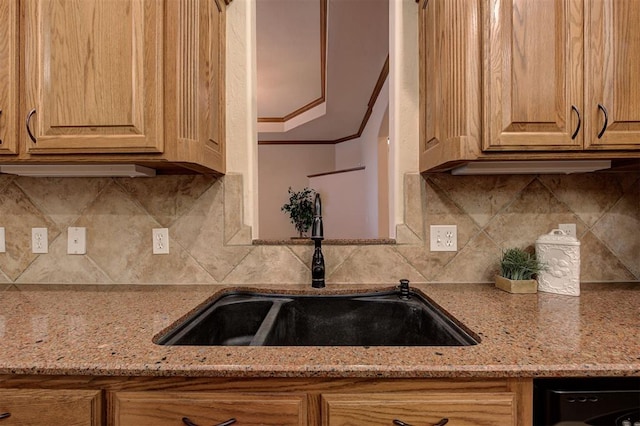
[0,412,11,420]
[26,108,37,143]
[0,109,3,145]
[393,419,448,426]
[182,417,236,426]
[571,105,581,140]
[597,103,608,139]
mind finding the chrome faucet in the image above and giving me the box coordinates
[311,193,325,288]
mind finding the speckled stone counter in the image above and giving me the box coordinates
[0,283,638,378]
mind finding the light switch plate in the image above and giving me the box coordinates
[67,227,86,255]
[32,227,48,254]
[0,227,5,253]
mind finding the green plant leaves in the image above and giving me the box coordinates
[281,187,316,236]
[500,247,546,281]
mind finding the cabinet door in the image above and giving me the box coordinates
[585,0,640,150]
[0,389,102,425]
[164,0,226,172]
[322,392,516,426]
[21,0,163,154]
[418,0,482,172]
[0,0,18,155]
[484,0,584,151]
[110,391,307,425]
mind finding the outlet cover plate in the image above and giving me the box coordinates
[0,227,5,253]
[67,227,87,255]
[430,225,457,252]
[559,223,577,238]
[32,227,48,254]
[152,228,169,254]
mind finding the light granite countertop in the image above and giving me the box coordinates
[0,282,638,379]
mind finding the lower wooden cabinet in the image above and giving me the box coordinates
[110,391,307,426]
[0,376,532,426]
[0,388,102,425]
[322,392,516,426]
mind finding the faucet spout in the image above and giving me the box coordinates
[311,194,325,288]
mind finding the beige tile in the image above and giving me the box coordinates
[424,180,481,251]
[328,246,425,284]
[116,175,216,228]
[223,246,309,285]
[74,183,214,284]
[0,174,14,192]
[579,232,636,282]
[403,173,426,240]
[223,174,252,245]
[14,177,110,228]
[172,180,252,282]
[0,183,60,281]
[435,231,502,283]
[484,179,585,250]
[289,244,358,278]
[539,174,625,227]
[394,223,423,245]
[395,244,455,283]
[427,174,534,227]
[16,234,113,284]
[592,182,640,278]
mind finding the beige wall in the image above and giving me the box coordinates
[258,145,335,239]
[0,172,637,285]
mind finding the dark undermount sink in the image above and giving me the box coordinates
[156,289,479,347]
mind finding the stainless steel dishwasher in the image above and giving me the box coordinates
[534,377,640,426]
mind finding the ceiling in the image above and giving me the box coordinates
[256,0,389,143]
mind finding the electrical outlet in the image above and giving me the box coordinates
[152,228,169,254]
[0,227,5,253]
[32,227,48,254]
[67,227,86,255]
[559,223,577,238]
[430,225,457,252]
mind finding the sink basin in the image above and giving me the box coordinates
[156,289,478,347]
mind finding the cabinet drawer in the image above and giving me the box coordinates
[322,392,516,426]
[0,388,102,425]
[110,391,307,426]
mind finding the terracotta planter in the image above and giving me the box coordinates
[495,275,537,294]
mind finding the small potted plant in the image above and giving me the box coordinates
[281,187,316,238]
[495,247,546,294]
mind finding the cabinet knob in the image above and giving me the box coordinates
[597,103,608,139]
[26,109,37,143]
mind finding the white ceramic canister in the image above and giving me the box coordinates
[535,229,581,296]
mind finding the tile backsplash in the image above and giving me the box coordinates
[0,171,638,285]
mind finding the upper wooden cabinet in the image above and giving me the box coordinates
[484,0,583,151]
[0,0,18,155]
[22,0,164,155]
[585,0,640,150]
[419,0,640,172]
[0,0,227,175]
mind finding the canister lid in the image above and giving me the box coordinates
[535,229,580,246]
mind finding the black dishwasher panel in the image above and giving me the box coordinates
[534,377,640,426]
